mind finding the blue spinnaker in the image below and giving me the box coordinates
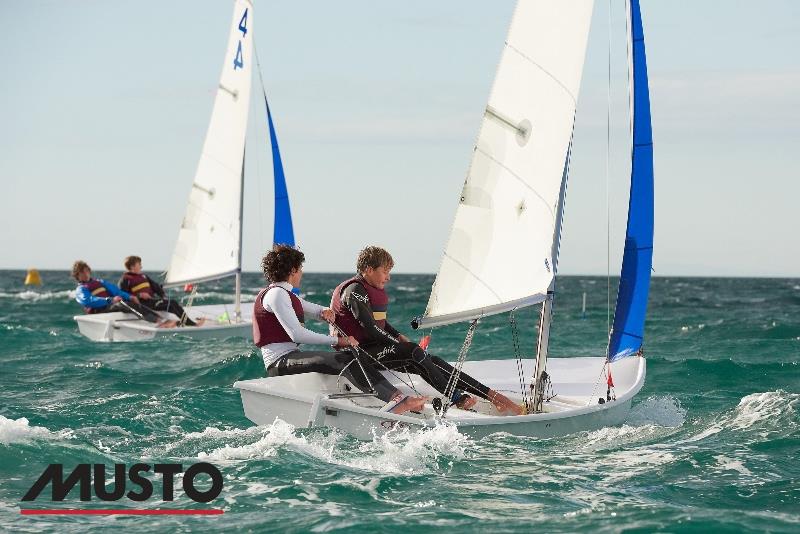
[608,0,654,361]
[266,97,295,248]
[264,96,299,294]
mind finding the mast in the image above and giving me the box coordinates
[530,134,575,412]
[235,152,245,321]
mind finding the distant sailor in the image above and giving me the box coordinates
[255,245,427,414]
[331,246,523,415]
[118,256,205,327]
[72,260,174,327]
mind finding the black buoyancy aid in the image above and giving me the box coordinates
[81,279,109,313]
[330,275,389,342]
[122,272,151,297]
[253,285,305,347]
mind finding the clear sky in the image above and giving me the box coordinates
[1,1,798,277]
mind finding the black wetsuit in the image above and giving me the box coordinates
[339,282,491,401]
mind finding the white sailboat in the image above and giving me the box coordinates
[235,0,654,439]
[75,0,292,342]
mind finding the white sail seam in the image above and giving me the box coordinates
[505,42,578,106]
[442,252,504,304]
[181,204,238,235]
[198,150,243,178]
[475,146,556,221]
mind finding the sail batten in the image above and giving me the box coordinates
[418,1,594,329]
[608,0,654,360]
[165,0,253,287]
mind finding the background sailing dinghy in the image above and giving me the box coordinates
[235,0,653,440]
[75,0,297,342]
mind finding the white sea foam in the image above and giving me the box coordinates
[713,454,753,476]
[0,289,75,301]
[683,390,798,444]
[196,419,469,475]
[394,286,419,292]
[728,390,798,432]
[0,415,72,445]
[627,396,687,427]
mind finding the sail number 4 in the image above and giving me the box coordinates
[233,8,248,70]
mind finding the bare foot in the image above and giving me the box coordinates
[192,318,207,327]
[387,395,428,415]
[489,390,523,416]
[157,320,178,329]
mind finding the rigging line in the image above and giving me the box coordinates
[443,319,479,412]
[252,42,269,250]
[587,360,609,407]
[510,309,531,413]
[606,0,613,354]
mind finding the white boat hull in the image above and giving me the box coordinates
[74,303,253,342]
[234,356,646,440]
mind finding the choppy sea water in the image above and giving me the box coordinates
[1,270,798,532]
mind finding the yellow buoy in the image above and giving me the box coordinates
[24,268,42,286]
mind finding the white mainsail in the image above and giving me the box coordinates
[165,0,254,287]
[417,1,594,329]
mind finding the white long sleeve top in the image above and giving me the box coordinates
[260,281,338,368]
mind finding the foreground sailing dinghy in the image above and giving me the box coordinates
[75,0,297,342]
[235,0,653,439]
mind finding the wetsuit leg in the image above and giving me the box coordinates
[269,350,397,402]
[361,341,490,399]
[145,299,196,326]
[107,301,161,323]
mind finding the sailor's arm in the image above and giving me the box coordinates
[343,284,399,344]
[76,286,109,309]
[265,289,338,346]
[102,280,132,301]
[299,297,332,322]
[147,275,166,298]
[383,321,411,342]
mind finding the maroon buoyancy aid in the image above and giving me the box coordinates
[81,279,110,314]
[122,272,151,297]
[253,285,305,347]
[330,275,389,342]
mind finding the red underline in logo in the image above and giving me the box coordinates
[20,509,224,516]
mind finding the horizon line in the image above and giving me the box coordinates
[2,268,797,280]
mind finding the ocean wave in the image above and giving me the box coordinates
[627,396,687,427]
[394,286,421,292]
[0,289,75,301]
[728,390,798,432]
[683,390,798,444]
[195,419,469,475]
[0,415,73,445]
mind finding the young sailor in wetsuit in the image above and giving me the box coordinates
[118,256,205,327]
[255,246,428,414]
[72,260,173,326]
[331,246,523,415]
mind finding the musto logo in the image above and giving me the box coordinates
[20,463,224,516]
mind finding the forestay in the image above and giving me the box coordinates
[417,1,594,329]
[165,0,254,287]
